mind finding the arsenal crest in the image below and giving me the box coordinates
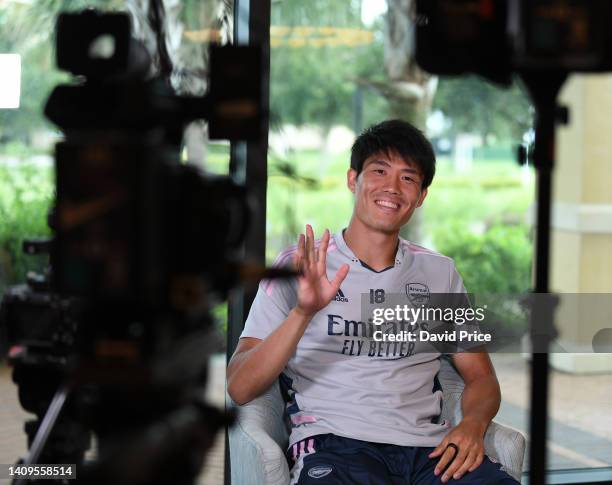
[406,282,430,305]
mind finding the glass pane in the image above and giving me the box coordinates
[430,75,538,477]
[544,74,612,472]
[266,0,544,481]
[268,0,381,261]
[268,1,612,473]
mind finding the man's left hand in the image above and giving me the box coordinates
[428,417,487,483]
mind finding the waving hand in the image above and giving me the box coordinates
[293,225,350,317]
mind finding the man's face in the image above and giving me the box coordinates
[347,150,428,234]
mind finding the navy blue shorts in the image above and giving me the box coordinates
[286,434,519,484]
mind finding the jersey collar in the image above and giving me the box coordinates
[333,228,408,269]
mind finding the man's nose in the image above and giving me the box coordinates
[383,175,401,194]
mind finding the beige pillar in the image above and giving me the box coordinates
[548,74,612,373]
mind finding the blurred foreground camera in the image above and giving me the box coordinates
[416,0,612,84]
[0,8,278,485]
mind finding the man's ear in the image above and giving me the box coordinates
[416,187,428,208]
[347,168,358,193]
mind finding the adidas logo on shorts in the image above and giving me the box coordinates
[334,289,349,302]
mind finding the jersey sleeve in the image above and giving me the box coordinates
[449,261,467,294]
[442,260,470,354]
[448,260,489,353]
[240,270,298,341]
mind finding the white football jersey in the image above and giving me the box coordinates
[240,229,467,448]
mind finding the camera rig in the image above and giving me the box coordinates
[0,8,288,485]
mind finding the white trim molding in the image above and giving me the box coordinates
[528,202,612,234]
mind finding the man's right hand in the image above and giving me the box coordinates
[227,225,349,405]
[294,225,350,318]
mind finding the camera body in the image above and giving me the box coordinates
[2,8,259,365]
[0,9,262,483]
[416,0,612,83]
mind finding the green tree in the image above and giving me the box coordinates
[433,75,533,143]
[271,45,354,129]
[271,0,363,29]
[269,0,388,132]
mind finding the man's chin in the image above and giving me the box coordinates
[372,222,403,235]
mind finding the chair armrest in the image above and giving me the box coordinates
[439,355,525,483]
[228,381,290,485]
[483,421,526,483]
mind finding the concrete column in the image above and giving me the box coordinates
[549,74,612,373]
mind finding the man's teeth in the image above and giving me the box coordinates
[375,200,399,209]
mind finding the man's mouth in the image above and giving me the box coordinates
[375,199,400,210]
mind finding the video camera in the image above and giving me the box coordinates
[415,0,612,84]
[0,8,276,485]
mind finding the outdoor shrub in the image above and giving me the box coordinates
[0,163,53,294]
[433,222,532,295]
[433,223,532,336]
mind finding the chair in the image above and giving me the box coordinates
[228,356,525,484]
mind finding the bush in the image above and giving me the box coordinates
[0,163,53,294]
[433,223,532,337]
[433,223,532,295]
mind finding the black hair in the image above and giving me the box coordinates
[350,119,436,189]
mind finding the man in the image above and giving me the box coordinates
[227,120,518,484]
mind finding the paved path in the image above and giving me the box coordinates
[491,354,612,470]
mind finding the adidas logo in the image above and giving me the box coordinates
[334,289,349,303]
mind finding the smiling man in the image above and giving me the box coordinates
[227,120,518,484]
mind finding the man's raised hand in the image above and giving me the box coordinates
[293,225,350,318]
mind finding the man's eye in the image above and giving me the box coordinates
[374,169,385,174]
[402,176,415,182]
